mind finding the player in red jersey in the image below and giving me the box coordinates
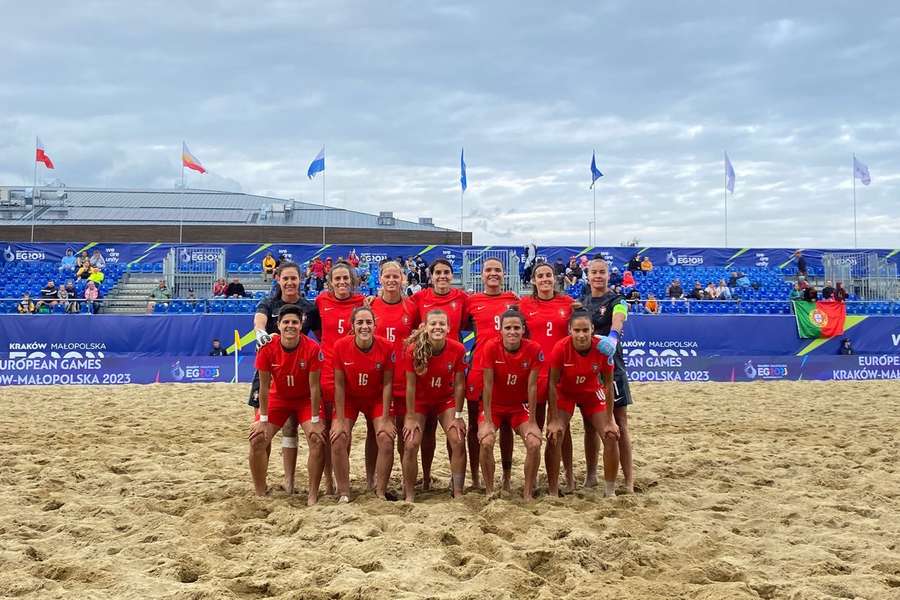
[330,306,396,501]
[401,309,467,502]
[407,258,468,490]
[304,261,365,495]
[519,262,576,491]
[465,258,518,490]
[477,309,543,500]
[545,311,620,498]
[248,304,327,505]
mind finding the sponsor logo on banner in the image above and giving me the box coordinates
[180,248,220,263]
[744,360,788,380]
[275,249,294,261]
[359,252,387,264]
[442,249,457,266]
[622,339,699,358]
[754,252,769,267]
[3,246,46,262]
[104,246,121,264]
[666,251,703,266]
[170,360,222,382]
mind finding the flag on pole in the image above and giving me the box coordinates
[308,146,325,179]
[182,142,206,174]
[460,148,467,192]
[853,155,871,186]
[35,137,54,169]
[724,151,735,193]
[590,151,603,189]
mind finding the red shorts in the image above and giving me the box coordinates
[557,388,608,418]
[413,396,456,418]
[478,404,530,430]
[333,396,391,421]
[466,367,484,402]
[255,402,321,427]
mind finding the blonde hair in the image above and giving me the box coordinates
[405,309,447,375]
[379,260,403,277]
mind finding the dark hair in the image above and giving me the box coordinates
[350,305,375,325]
[569,309,593,327]
[212,338,221,343]
[429,258,453,274]
[481,257,504,272]
[275,261,302,279]
[326,260,359,291]
[499,307,529,339]
[278,303,304,321]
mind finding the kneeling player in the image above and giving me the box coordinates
[545,311,620,497]
[477,309,543,500]
[248,304,327,505]
[331,306,396,501]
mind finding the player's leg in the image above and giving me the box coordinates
[373,413,396,499]
[466,398,480,488]
[364,417,377,490]
[500,423,514,492]
[331,403,358,502]
[420,415,438,490]
[514,414,543,501]
[545,410,572,497]
[300,413,327,506]
[249,408,285,496]
[321,386,335,495]
[437,407,467,498]
[613,372,635,493]
[280,414,299,494]
[477,413,497,496]
[563,426,576,493]
[401,413,426,502]
[582,411,599,488]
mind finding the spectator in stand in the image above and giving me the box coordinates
[645,293,659,314]
[186,288,197,305]
[37,280,59,310]
[55,287,71,313]
[704,281,718,299]
[84,281,100,313]
[627,253,642,273]
[347,249,360,269]
[789,282,802,301]
[688,281,705,300]
[794,250,807,278]
[797,276,810,291]
[323,257,333,276]
[626,289,642,309]
[609,267,623,287]
[225,276,248,298]
[803,285,818,302]
[276,252,287,268]
[213,277,227,297]
[553,257,566,280]
[667,278,685,300]
[209,338,227,356]
[567,257,583,281]
[716,279,732,300]
[415,256,430,287]
[147,280,172,313]
[262,252,277,281]
[76,251,92,279]
[310,256,326,291]
[564,268,578,288]
[640,256,653,273]
[839,338,854,355]
[90,249,106,270]
[735,272,751,289]
[59,248,77,274]
[621,270,636,290]
[405,274,422,296]
[18,293,35,314]
[63,280,79,312]
[821,281,835,301]
[835,282,849,302]
[727,271,739,288]
[579,255,589,272]
[88,267,104,286]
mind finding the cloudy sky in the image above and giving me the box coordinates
[2,1,899,248]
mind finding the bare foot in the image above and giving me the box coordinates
[324,478,335,496]
[501,472,512,492]
[422,476,432,491]
[583,473,599,488]
[281,479,295,495]
[307,493,319,506]
[623,480,635,494]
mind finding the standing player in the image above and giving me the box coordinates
[330,306,395,501]
[477,310,543,500]
[251,262,314,493]
[545,311,620,497]
[401,309,467,502]
[464,258,518,490]
[248,304,326,505]
[303,261,366,495]
[580,257,634,493]
[519,261,576,491]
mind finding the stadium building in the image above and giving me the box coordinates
[0,185,471,244]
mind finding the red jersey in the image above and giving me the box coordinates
[333,335,394,404]
[371,296,418,399]
[482,338,543,410]
[409,287,468,339]
[254,335,323,406]
[467,291,519,359]
[550,336,613,398]
[314,292,365,390]
[519,294,574,374]
[404,338,467,403]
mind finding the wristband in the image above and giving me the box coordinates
[259,414,268,422]
[310,416,321,424]
[454,411,465,419]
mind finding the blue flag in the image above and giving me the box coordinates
[590,151,603,189]
[853,155,871,186]
[725,151,736,193]
[307,146,325,179]
[460,148,467,192]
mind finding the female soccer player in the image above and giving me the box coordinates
[330,306,396,501]
[519,261,576,491]
[545,311,620,498]
[304,261,365,494]
[477,309,543,500]
[465,258,518,489]
[581,257,634,493]
[401,309,467,502]
[248,304,326,505]
[251,262,314,493]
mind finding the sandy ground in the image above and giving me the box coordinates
[1,381,899,600]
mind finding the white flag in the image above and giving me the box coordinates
[724,151,735,193]
[853,156,871,186]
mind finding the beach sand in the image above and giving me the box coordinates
[1,381,899,599]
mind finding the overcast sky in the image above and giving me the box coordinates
[2,1,899,248]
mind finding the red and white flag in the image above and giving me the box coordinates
[35,137,54,169]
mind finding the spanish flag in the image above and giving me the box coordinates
[182,142,206,174]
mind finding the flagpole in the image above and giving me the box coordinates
[179,160,185,244]
[460,187,464,247]
[852,153,857,249]
[31,138,38,243]
[322,162,326,245]
[724,156,729,248]
[592,185,596,247]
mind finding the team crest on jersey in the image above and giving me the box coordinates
[401,314,410,325]
[559,309,567,318]
[299,361,307,369]
[592,364,600,373]
[450,301,457,310]
[538,351,545,362]
[447,362,454,372]
[598,306,607,316]
[521,361,529,368]
[375,362,382,370]
[318,351,325,362]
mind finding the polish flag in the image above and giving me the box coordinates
[182,142,206,174]
[36,137,54,169]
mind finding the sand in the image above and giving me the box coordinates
[1,381,899,600]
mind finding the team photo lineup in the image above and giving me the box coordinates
[246,256,632,503]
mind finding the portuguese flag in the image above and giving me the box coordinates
[793,301,847,338]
